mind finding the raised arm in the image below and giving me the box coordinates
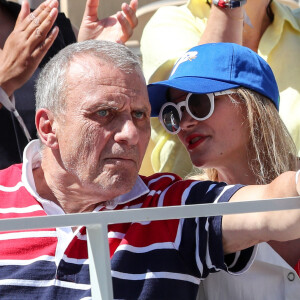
[199,5,244,45]
[78,0,138,44]
[0,0,59,98]
[222,171,300,253]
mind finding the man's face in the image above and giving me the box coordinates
[54,55,151,200]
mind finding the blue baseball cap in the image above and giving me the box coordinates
[148,43,279,117]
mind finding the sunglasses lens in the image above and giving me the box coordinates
[188,94,212,119]
[161,105,180,133]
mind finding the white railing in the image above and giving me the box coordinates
[0,196,299,300]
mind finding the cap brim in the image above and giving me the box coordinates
[148,77,240,117]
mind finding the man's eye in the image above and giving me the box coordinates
[133,111,144,119]
[97,109,109,117]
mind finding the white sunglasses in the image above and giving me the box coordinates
[159,90,235,134]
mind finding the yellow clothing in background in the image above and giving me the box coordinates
[140,0,300,177]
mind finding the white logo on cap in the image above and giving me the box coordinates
[170,51,198,76]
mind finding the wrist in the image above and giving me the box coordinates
[0,85,13,98]
[211,4,244,21]
[0,74,14,98]
[213,0,247,9]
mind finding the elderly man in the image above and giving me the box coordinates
[0,40,299,299]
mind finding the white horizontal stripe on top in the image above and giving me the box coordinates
[115,242,175,253]
[0,231,57,240]
[62,254,89,265]
[0,255,55,266]
[0,205,43,214]
[108,232,125,239]
[111,270,200,285]
[0,278,90,290]
[0,181,24,192]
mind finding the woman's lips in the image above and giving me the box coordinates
[186,134,207,150]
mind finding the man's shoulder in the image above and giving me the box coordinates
[140,172,193,197]
[0,163,22,186]
[140,172,182,186]
[0,163,43,217]
[139,173,240,206]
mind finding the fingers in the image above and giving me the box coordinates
[32,26,59,63]
[116,11,132,44]
[82,0,100,21]
[115,1,138,43]
[26,1,59,51]
[129,0,138,12]
[15,0,30,26]
[21,0,58,37]
[18,0,51,31]
[121,2,138,29]
[29,8,58,51]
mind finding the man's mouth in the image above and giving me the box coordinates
[104,157,138,167]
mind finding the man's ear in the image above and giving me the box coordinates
[35,109,59,149]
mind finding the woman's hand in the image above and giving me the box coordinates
[0,0,59,97]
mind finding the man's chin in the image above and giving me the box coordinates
[96,171,138,195]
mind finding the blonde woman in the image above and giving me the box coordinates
[195,87,297,185]
[148,42,300,299]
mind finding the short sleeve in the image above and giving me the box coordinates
[175,181,256,278]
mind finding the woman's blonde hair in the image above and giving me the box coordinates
[190,88,298,184]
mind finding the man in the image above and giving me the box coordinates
[0,40,299,299]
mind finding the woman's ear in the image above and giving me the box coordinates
[35,108,59,149]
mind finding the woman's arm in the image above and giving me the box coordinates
[199,5,243,45]
[223,171,300,253]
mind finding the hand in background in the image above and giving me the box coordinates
[0,0,59,97]
[78,0,138,44]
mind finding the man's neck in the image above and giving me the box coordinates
[33,151,107,214]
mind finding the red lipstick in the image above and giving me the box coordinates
[186,134,207,150]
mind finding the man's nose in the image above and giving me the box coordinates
[115,118,139,145]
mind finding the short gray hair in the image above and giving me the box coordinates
[35,40,142,115]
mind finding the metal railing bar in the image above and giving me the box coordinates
[87,224,113,300]
[0,196,299,300]
[0,197,299,232]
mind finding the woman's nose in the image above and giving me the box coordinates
[179,110,198,131]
